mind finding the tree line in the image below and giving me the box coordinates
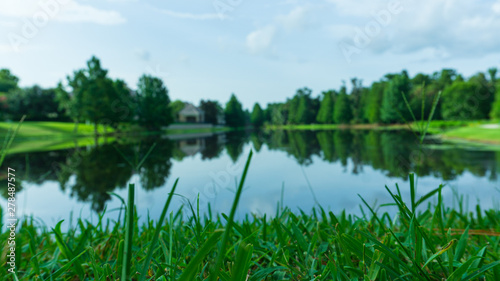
[250,68,500,127]
[0,56,252,132]
[1,56,499,130]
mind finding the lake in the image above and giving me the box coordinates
[1,129,499,229]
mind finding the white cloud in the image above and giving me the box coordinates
[494,1,500,13]
[0,0,126,25]
[329,0,500,58]
[158,8,223,20]
[59,1,126,25]
[276,6,310,31]
[246,25,276,54]
[245,5,312,55]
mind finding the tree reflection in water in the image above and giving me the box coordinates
[2,130,499,212]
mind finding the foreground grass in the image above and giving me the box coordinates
[1,158,499,280]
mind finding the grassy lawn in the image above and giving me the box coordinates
[440,123,500,144]
[0,121,109,139]
[0,121,231,154]
[5,136,116,154]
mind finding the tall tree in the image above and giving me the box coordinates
[468,72,495,119]
[316,90,335,124]
[363,81,385,123]
[200,99,223,125]
[0,69,19,93]
[489,68,500,119]
[62,56,128,134]
[267,103,287,125]
[350,78,364,123]
[380,71,411,123]
[333,86,353,124]
[250,102,265,127]
[169,100,185,122]
[491,86,500,120]
[287,87,317,124]
[441,77,491,120]
[108,79,135,128]
[6,86,67,121]
[0,69,19,120]
[224,93,246,127]
[136,74,173,130]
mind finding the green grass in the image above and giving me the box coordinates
[440,124,500,144]
[0,121,111,139]
[0,121,232,155]
[1,153,499,280]
[4,137,118,155]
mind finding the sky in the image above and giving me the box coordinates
[1,0,500,109]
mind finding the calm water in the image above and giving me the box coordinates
[1,129,499,229]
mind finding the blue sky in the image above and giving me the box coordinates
[1,0,500,109]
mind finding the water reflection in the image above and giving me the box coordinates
[2,129,499,212]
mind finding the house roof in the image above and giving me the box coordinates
[179,103,204,116]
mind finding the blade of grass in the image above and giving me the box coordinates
[46,248,89,281]
[210,150,253,281]
[231,242,254,281]
[178,230,224,281]
[139,178,179,281]
[420,90,442,143]
[121,183,135,281]
[0,115,25,167]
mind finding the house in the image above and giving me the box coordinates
[178,103,205,123]
[217,111,225,125]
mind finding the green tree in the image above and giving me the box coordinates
[6,86,67,121]
[136,74,172,130]
[491,85,500,120]
[350,78,364,123]
[55,81,83,132]
[200,100,223,125]
[316,90,335,124]
[0,69,19,93]
[224,93,246,128]
[469,72,495,119]
[62,56,127,135]
[287,87,317,124]
[380,71,411,123]
[250,103,265,127]
[169,100,185,122]
[108,79,135,127]
[363,81,385,123]
[489,68,500,119]
[0,69,19,120]
[333,86,353,124]
[441,77,492,120]
[267,103,287,125]
[411,73,431,86]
